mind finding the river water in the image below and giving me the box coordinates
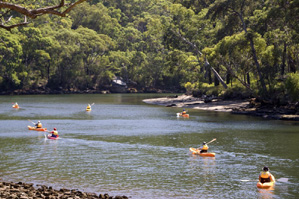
[0,94,298,198]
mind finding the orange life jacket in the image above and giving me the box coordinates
[37,123,42,128]
[201,144,209,150]
[260,171,271,179]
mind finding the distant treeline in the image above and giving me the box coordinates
[0,0,298,102]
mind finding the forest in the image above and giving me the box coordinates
[0,0,298,104]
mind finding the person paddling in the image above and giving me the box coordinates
[35,121,42,129]
[86,104,91,111]
[259,166,275,183]
[181,109,187,115]
[50,128,59,138]
[12,102,19,108]
[199,142,209,153]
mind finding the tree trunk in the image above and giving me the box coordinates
[281,41,286,75]
[239,12,267,95]
[248,37,267,94]
[214,65,220,86]
[226,73,231,85]
[172,29,228,89]
[247,73,250,85]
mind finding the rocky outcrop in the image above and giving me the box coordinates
[232,98,299,121]
[0,181,129,199]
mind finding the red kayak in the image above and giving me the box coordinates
[28,125,47,132]
[47,134,59,140]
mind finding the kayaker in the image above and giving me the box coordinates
[259,166,275,183]
[35,121,42,129]
[199,142,209,153]
[181,109,187,115]
[50,128,59,138]
[86,104,91,110]
[13,102,19,108]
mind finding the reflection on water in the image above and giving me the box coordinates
[0,94,298,199]
[258,188,274,199]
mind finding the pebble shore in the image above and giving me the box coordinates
[0,181,129,199]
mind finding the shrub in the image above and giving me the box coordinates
[285,73,299,102]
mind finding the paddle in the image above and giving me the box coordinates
[241,178,288,183]
[28,119,36,125]
[206,138,216,145]
[196,138,216,150]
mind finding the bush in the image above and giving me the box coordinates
[220,85,252,100]
[184,82,199,95]
[285,73,299,102]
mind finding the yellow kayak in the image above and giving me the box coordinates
[257,175,276,189]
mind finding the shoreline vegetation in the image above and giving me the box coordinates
[0,180,129,199]
[143,94,299,121]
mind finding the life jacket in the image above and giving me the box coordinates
[182,111,186,115]
[37,123,42,128]
[52,130,58,136]
[260,171,271,179]
[201,144,209,151]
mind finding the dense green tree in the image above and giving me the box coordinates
[0,29,23,90]
[0,0,298,103]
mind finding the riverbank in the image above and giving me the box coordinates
[0,180,128,199]
[142,95,299,121]
[0,87,178,95]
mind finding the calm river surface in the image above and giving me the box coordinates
[0,94,298,199]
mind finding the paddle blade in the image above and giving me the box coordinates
[277,178,288,182]
[240,180,256,182]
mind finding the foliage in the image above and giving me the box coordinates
[0,0,298,103]
[285,73,299,102]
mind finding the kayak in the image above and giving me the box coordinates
[47,134,59,140]
[189,148,215,157]
[257,175,275,189]
[12,105,19,109]
[177,113,189,118]
[257,181,275,189]
[28,125,47,131]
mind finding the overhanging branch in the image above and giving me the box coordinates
[172,29,228,89]
[0,0,87,30]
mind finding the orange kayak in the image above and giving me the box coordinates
[177,113,189,118]
[12,105,19,109]
[257,175,275,189]
[28,125,47,132]
[189,148,215,157]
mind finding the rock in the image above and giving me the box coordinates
[0,181,129,199]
